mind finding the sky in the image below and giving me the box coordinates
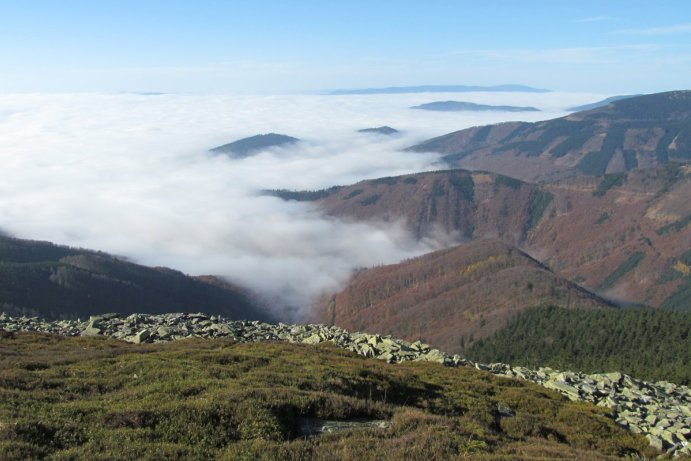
[0,1,689,318]
[1,0,691,94]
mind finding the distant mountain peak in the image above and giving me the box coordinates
[328,84,550,95]
[357,126,399,135]
[210,133,299,158]
[411,101,540,112]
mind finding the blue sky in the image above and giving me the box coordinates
[1,0,691,94]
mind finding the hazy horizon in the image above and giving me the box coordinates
[2,1,691,95]
[2,0,691,318]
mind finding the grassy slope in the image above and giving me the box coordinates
[0,333,655,461]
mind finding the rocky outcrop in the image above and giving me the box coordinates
[488,366,690,456]
[1,312,689,457]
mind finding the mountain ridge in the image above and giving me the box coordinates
[567,94,639,112]
[328,84,550,95]
[275,165,691,309]
[209,133,299,158]
[313,239,613,354]
[357,126,399,135]
[0,234,272,322]
[408,90,691,182]
[411,101,540,112]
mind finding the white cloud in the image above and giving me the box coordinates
[0,92,584,318]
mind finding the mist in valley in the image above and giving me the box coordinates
[0,91,607,319]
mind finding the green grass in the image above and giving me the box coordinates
[0,333,655,460]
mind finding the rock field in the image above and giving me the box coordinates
[1,311,689,457]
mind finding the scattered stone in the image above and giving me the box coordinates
[544,380,580,401]
[1,311,689,457]
[496,403,515,417]
[81,325,102,337]
[297,417,390,437]
[129,329,150,344]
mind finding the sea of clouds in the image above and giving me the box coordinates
[0,90,608,318]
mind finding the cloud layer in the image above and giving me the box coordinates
[0,91,598,318]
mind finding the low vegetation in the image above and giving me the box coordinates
[0,332,655,460]
[467,306,691,384]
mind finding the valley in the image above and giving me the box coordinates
[1,90,690,460]
[4,1,691,459]
[289,163,690,311]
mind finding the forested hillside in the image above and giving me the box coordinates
[467,306,691,384]
[295,164,691,309]
[314,239,613,354]
[0,235,270,321]
[408,91,691,182]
